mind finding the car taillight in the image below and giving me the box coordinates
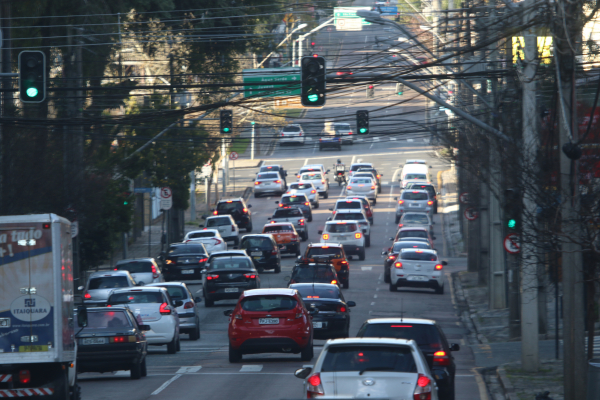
[377,175,381,178]
[84,292,91,300]
[299,132,303,136]
[321,180,325,184]
[159,302,171,315]
[338,306,346,312]
[340,261,348,267]
[347,186,352,190]
[235,313,243,320]
[305,202,310,206]
[331,280,338,285]
[395,262,403,269]
[255,181,261,185]
[151,265,158,278]
[275,180,281,184]
[213,211,218,215]
[114,268,118,271]
[311,190,316,194]
[398,200,404,204]
[371,186,375,190]
[243,208,248,213]
[231,225,236,232]
[348,131,353,135]
[184,301,195,309]
[413,374,433,400]
[355,232,362,239]
[279,203,284,207]
[297,174,301,178]
[323,234,329,240]
[299,219,305,226]
[166,259,174,264]
[427,201,433,205]
[206,274,219,280]
[435,264,443,270]
[433,350,450,366]
[281,132,285,136]
[292,234,299,242]
[388,255,396,260]
[199,258,208,263]
[18,370,30,384]
[213,238,222,245]
[307,373,324,398]
[271,248,278,255]
[244,273,257,279]
[398,224,403,227]
[110,336,136,343]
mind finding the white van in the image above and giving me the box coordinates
[400,163,431,188]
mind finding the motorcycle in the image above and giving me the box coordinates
[334,164,347,186]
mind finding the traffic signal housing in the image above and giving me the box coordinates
[357,110,369,135]
[396,82,404,95]
[366,85,374,98]
[19,51,46,103]
[301,56,326,107]
[220,110,233,134]
[504,188,522,231]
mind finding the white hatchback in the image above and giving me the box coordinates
[204,215,240,246]
[287,182,319,208]
[319,221,366,260]
[279,124,305,145]
[390,248,447,294]
[184,229,228,253]
[298,172,329,199]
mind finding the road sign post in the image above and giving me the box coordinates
[160,187,173,211]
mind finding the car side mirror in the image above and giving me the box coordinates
[223,310,233,317]
[174,300,184,308]
[76,305,88,327]
[210,209,215,212]
[347,301,356,307]
[442,260,448,266]
[247,204,252,208]
[328,208,333,211]
[201,214,208,220]
[450,343,460,351]
[294,367,313,380]
[318,230,323,235]
[285,171,288,176]
[194,297,202,303]
[77,286,84,291]
[393,197,398,200]
[390,237,394,241]
[380,173,383,176]
[429,165,432,168]
[139,325,151,331]
[433,221,436,224]
[297,256,302,261]
[381,251,388,255]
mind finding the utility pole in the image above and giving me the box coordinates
[251,122,255,160]
[0,1,10,216]
[190,170,196,221]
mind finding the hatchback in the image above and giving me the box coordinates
[390,249,447,293]
[83,271,138,307]
[254,171,286,197]
[239,234,282,272]
[277,193,313,221]
[161,242,209,281]
[294,337,438,400]
[184,229,228,253]
[298,171,329,199]
[279,124,305,145]
[396,190,434,217]
[204,215,240,245]
[357,318,460,400]
[287,182,319,208]
[114,258,164,286]
[262,223,301,256]
[346,177,377,204]
[147,282,201,340]
[225,288,317,362]
[405,182,439,213]
[202,255,260,307]
[382,240,432,283]
[319,221,366,260]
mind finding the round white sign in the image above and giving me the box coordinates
[11,295,52,322]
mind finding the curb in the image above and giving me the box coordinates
[497,366,518,400]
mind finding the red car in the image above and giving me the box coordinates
[224,288,317,363]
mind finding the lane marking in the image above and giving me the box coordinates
[374,294,378,299]
[195,289,203,294]
[304,158,309,166]
[361,267,372,271]
[240,365,263,372]
[371,302,375,305]
[407,139,414,142]
[176,366,202,374]
[151,374,182,395]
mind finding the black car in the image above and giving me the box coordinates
[287,260,340,287]
[202,255,260,307]
[382,240,432,283]
[405,182,439,213]
[356,318,460,400]
[161,243,208,281]
[276,193,313,221]
[239,234,282,272]
[76,307,149,379]
[290,283,356,339]
[213,198,253,232]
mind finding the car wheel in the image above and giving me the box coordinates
[275,263,282,273]
[324,192,329,199]
[246,223,253,233]
[314,202,319,209]
[140,358,147,377]
[389,282,397,292]
[342,279,349,289]
[358,248,366,261]
[395,215,400,224]
[384,270,391,283]
[204,297,214,307]
[254,193,259,198]
[176,336,181,351]
[308,214,313,222]
[166,335,177,354]
[378,186,382,194]
[435,284,445,295]
[444,382,456,400]
[372,198,377,205]
[233,237,240,247]
[130,360,142,379]
[302,231,308,242]
[189,323,200,340]
[365,235,371,247]
[229,343,242,363]
[369,217,374,225]
[300,341,314,361]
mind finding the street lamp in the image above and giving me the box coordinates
[291,23,308,66]
[257,23,307,68]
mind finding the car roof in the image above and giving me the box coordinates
[116,258,155,264]
[308,242,343,248]
[324,337,417,348]
[262,164,282,168]
[86,306,130,312]
[325,220,359,224]
[188,229,219,234]
[400,248,436,253]
[111,287,167,294]
[289,283,339,289]
[337,199,362,203]
[265,222,294,227]
[399,227,428,232]
[242,288,298,297]
[209,250,247,256]
[241,234,273,239]
[206,215,233,219]
[403,190,429,194]
[89,270,133,278]
[362,317,436,325]
[147,282,189,288]
[405,159,427,164]
[335,209,366,214]
[218,198,244,203]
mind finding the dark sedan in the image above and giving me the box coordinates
[286,261,340,287]
[289,283,355,339]
[239,234,281,272]
[76,307,148,379]
[381,240,432,283]
[161,243,208,281]
[201,255,260,307]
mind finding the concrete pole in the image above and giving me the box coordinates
[298,35,304,63]
[251,123,255,160]
[292,39,296,66]
[190,170,196,221]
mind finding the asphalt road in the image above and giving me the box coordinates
[78,8,486,400]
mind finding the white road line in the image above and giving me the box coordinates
[407,139,414,142]
[267,197,271,200]
[151,374,182,395]
[195,289,203,294]
[383,181,390,185]
[390,138,397,141]
[113,371,130,377]
[240,365,263,372]
[304,158,309,166]
[176,366,202,374]
[361,267,372,271]
[371,302,375,306]
[374,294,378,299]
[369,142,374,149]
[351,155,356,165]
[376,287,380,291]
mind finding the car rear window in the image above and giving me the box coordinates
[306,247,343,258]
[302,173,322,180]
[89,276,129,290]
[400,251,437,261]
[86,311,132,329]
[334,213,365,221]
[241,295,297,311]
[115,261,153,274]
[398,230,428,239]
[358,324,443,351]
[335,124,351,131]
[168,245,207,255]
[402,192,429,201]
[294,286,340,299]
[321,345,417,373]
[392,242,431,251]
[217,202,243,212]
[291,266,336,283]
[283,126,301,132]
[351,164,371,171]
[282,196,307,204]
[405,174,427,180]
[351,178,372,184]
[274,208,303,218]
[260,166,280,172]
[336,201,361,209]
[241,237,273,250]
[402,214,430,224]
[326,223,358,233]
[207,217,231,227]
[295,183,312,190]
[109,291,163,304]
[154,286,188,300]
[263,225,294,233]
[187,231,216,239]
[210,258,253,269]
[257,173,279,180]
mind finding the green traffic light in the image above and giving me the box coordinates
[360,128,367,133]
[397,92,403,95]
[124,201,129,205]
[507,219,516,229]
[307,94,319,102]
[223,127,230,132]
[26,87,38,98]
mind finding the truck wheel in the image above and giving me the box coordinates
[55,369,69,400]
[141,358,147,377]
[366,235,371,247]
[358,248,366,261]
[130,360,142,379]
[167,335,177,354]
[229,343,242,363]
[70,383,81,400]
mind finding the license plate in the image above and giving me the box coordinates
[264,183,271,186]
[82,338,106,345]
[259,318,279,324]
[313,322,323,328]
[224,288,239,293]
[408,275,428,281]
[181,269,194,274]
[251,251,262,256]
[412,203,421,207]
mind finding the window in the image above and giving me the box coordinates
[109,291,163,304]
[398,230,428,239]
[402,214,430,224]
[282,196,307,204]
[241,237,273,250]
[283,126,301,132]
[392,242,430,251]
[295,286,340,299]
[241,296,298,311]
[402,192,429,201]
[404,174,427,180]
[264,225,294,233]
[154,286,188,300]
[274,208,303,218]
[321,345,417,373]
[306,247,343,258]
[334,213,365,221]
[326,223,358,233]
[86,311,132,329]
[350,164,370,172]
[210,258,253,270]
[217,202,243,212]
[260,166,280,173]
[207,218,231,227]
[400,251,437,261]
[351,179,372,185]
[336,201,361,209]
[187,231,216,239]
[291,267,336,283]
[302,173,322,180]
[257,173,279,180]
[115,261,153,274]
[89,276,129,290]
[168,245,207,255]
[358,324,443,352]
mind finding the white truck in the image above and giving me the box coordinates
[0,214,82,400]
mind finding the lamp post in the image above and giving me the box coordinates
[257,23,307,68]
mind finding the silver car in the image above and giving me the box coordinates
[279,124,305,145]
[147,282,201,340]
[395,189,433,218]
[346,177,377,205]
[399,211,434,232]
[324,122,354,144]
[114,258,165,286]
[287,182,319,208]
[254,171,286,197]
[82,270,137,306]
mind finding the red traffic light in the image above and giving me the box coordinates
[369,85,374,89]
[311,42,315,46]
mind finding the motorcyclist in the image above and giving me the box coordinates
[334,159,346,185]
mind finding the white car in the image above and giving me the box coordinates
[147,282,201,340]
[348,162,373,178]
[390,248,447,294]
[296,164,329,179]
[286,182,319,208]
[204,215,240,246]
[330,209,371,247]
[254,171,286,197]
[319,221,366,260]
[184,229,228,253]
[346,176,377,204]
[114,258,165,286]
[299,171,329,199]
[294,337,438,400]
[279,124,305,145]
[107,287,181,353]
[399,212,434,233]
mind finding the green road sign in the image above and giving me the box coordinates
[333,7,372,25]
[243,68,301,98]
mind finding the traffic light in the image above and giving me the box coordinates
[120,192,133,206]
[357,110,369,134]
[396,82,404,95]
[301,56,326,107]
[18,51,46,103]
[504,188,522,231]
[311,41,315,49]
[366,85,374,98]
[220,110,233,134]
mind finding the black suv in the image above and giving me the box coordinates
[287,259,340,287]
[357,318,460,400]
[213,198,253,232]
[405,182,439,213]
[239,234,281,273]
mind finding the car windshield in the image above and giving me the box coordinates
[241,295,297,311]
[402,214,430,224]
[260,166,280,172]
[187,231,216,239]
[283,126,301,132]
[207,218,232,227]
[334,213,365,221]
[302,173,322,180]
[257,173,279,180]
[115,261,153,274]
[241,237,273,250]
[401,251,437,261]
[168,245,206,255]
[273,208,303,218]
[263,225,294,233]
[86,311,132,329]
[292,183,312,190]
[306,247,343,258]
[358,324,443,351]
[405,174,427,180]
[282,196,306,204]
[351,164,371,171]
[217,202,243,212]
[336,201,361,209]
[88,276,129,290]
[210,258,253,269]
[392,242,430,251]
[291,267,336,283]
[326,223,358,233]
[153,286,188,300]
[109,291,163,304]
[399,230,428,239]
[402,192,429,201]
[294,286,340,299]
[351,179,372,184]
[335,124,351,131]
[321,345,417,373]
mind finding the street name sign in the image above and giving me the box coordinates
[243,68,301,98]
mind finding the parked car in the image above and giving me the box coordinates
[212,198,253,232]
[279,124,306,145]
[381,240,432,283]
[147,282,201,340]
[254,171,286,198]
[299,243,350,289]
[277,193,313,221]
[298,171,329,199]
[239,234,282,272]
[294,337,438,399]
[224,288,317,362]
[76,307,149,379]
[290,283,355,339]
[330,209,371,247]
[319,221,366,261]
[83,271,138,307]
[287,182,319,208]
[184,229,228,253]
[347,176,377,205]
[389,249,447,294]
[106,287,181,354]
[161,242,209,281]
[395,190,434,219]
[262,222,301,256]
[114,258,164,286]
[357,318,460,400]
[204,215,240,245]
[202,254,260,307]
